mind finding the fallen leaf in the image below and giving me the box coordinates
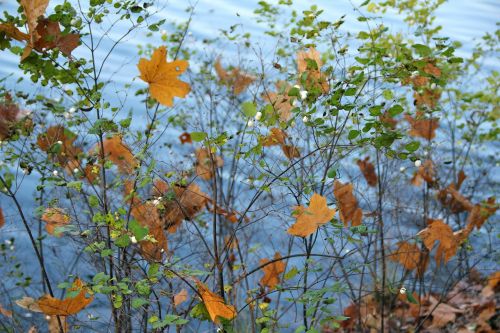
[174,289,188,306]
[37,278,93,316]
[138,46,191,106]
[260,252,286,289]
[195,148,223,180]
[357,157,377,187]
[41,207,70,236]
[288,193,336,237]
[179,132,192,144]
[405,113,439,140]
[333,180,363,227]
[214,57,255,95]
[281,144,300,160]
[423,295,463,328]
[418,219,459,265]
[261,128,288,146]
[196,281,236,323]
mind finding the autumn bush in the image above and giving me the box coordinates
[0,0,498,332]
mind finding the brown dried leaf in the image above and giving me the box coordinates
[390,241,429,276]
[260,252,286,290]
[281,144,300,160]
[261,128,288,147]
[466,197,497,230]
[288,193,336,237]
[261,81,295,122]
[333,180,363,227]
[37,125,82,168]
[214,57,255,95]
[356,157,378,187]
[418,219,459,265]
[33,18,80,56]
[405,113,439,140]
[0,303,12,317]
[195,148,223,180]
[41,207,70,236]
[97,135,137,174]
[411,159,435,187]
[297,47,329,94]
[0,23,30,42]
[174,289,188,307]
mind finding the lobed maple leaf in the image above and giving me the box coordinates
[260,252,286,289]
[288,193,336,237]
[260,128,288,147]
[37,125,82,170]
[405,112,439,140]
[196,281,236,323]
[418,219,459,265]
[33,18,80,57]
[138,46,191,106]
[333,180,362,227]
[356,157,377,187]
[94,135,137,174]
[281,144,300,160]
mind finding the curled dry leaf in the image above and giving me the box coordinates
[389,241,429,276]
[261,81,295,122]
[37,278,93,316]
[152,180,209,232]
[423,295,464,329]
[195,148,224,180]
[418,219,459,265]
[467,197,497,230]
[214,57,255,95]
[297,47,330,94]
[288,193,336,237]
[179,132,192,144]
[281,144,300,160]
[333,180,362,227]
[411,159,436,187]
[356,157,377,187]
[174,289,188,307]
[261,128,288,147]
[260,252,286,289]
[438,185,473,213]
[196,281,236,323]
[33,18,80,57]
[405,112,439,140]
[96,135,137,174]
[413,88,441,109]
[138,46,191,107]
[41,207,70,236]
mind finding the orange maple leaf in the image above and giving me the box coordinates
[261,128,288,147]
[94,135,137,174]
[138,46,191,106]
[37,278,93,316]
[196,281,236,323]
[389,241,429,276]
[333,181,362,227]
[260,252,286,289]
[288,193,336,237]
[195,148,224,180]
[405,113,439,140]
[297,47,330,94]
[214,57,255,95]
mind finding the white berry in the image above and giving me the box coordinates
[414,160,422,167]
[254,112,262,121]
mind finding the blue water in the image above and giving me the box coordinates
[0,0,498,332]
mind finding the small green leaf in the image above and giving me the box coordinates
[348,130,360,140]
[405,141,420,152]
[191,132,207,142]
[242,101,258,118]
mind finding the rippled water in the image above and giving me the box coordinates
[0,0,498,331]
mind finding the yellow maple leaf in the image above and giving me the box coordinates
[288,193,336,237]
[138,46,191,106]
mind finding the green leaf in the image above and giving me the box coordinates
[348,130,360,140]
[115,234,131,247]
[129,220,148,241]
[388,104,404,117]
[191,132,207,142]
[412,44,432,57]
[242,101,258,118]
[405,141,420,152]
[285,266,299,280]
[132,298,149,309]
[406,292,419,304]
